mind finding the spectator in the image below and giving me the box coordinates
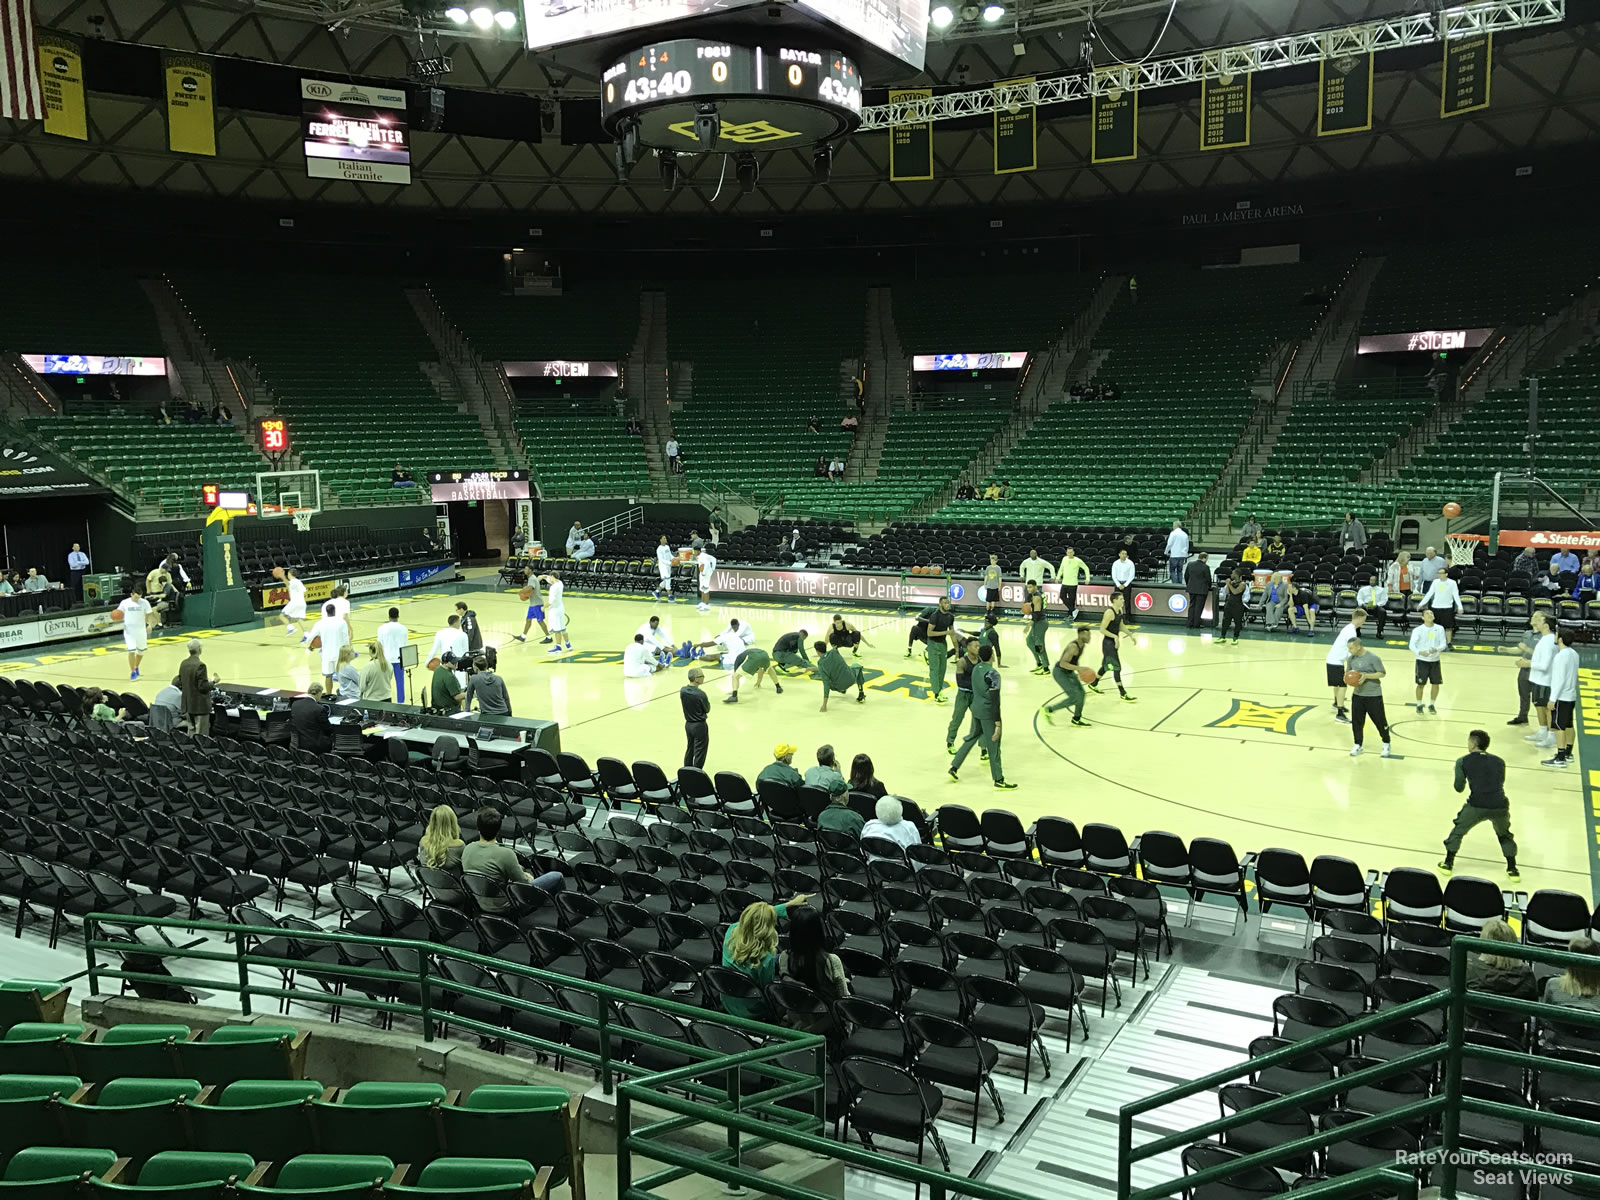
[0,575,11,595]
[177,638,217,735]
[461,807,565,911]
[148,679,183,733]
[804,744,846,794]
[333,645,361,700]
[1541,936,1600,1012]
[996,480,1011,499]
[1240,538,1262,566]
[360,642,392,701]
[1415,546,1449,589]
[1511,546,1540,576]
[465,656,512,716]
[827,456,845,482]
[849,753,886,799]
[1575,559,1600,600]
[1340,512,1367,553]
[1386,552,1416,630]
[806,415,819,434]
[573,534,596,561]
[758,743,803,787]
[1240,514,1263,543]
[955,478,977,501]
[1263,573,1291,632]
[84,687,127,722]
[813,454,827,477]
[777,906,850,1033]
[419,805,466,871]
[289,684,333,752]
[392,462,416,488]
[1165,521,1190,584]
[1552,546,1581,576]
[861,796,922,852]
[983,481,1001,501]
[841,413,858,434]
[565,522,584,555]
[1357,572,1389,638]
[23,567,49,592]
[1538,563,1565,597]
[66,543,89,598]
[430,652,466,711]
[154,404,171,426]
[719,895,812,1020]
[817,789,863,837]
[1265,532,1286,558]
[665,436,681,473]
[154,572,182,627]
[1465,918,1537,1000]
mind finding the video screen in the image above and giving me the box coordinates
[301,78,411,185]
[429,470,532,502]
[523,0,761,52]
[796,0,929,70]
[23,354,166,376]
[912,352,1027,371]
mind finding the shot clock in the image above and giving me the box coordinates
[600,39,861,152]
[258,418,290,461]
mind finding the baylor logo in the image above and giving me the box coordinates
[1206,699,1313,737]
[666,118,801,145]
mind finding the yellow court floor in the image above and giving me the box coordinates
[18,577,1592,901]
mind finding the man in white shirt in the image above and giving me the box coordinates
[275,568,307,636]
[652,536,676,602]
[1324,607,1367,723]
[430,615,469,667]
[565,522,583,556]
[543,572,572,654]
[696,549,717,613]
[328,584,352,642]
[1355,573,1389,638]
[573,535,596,561]
[23,567,50,592]
[1544,626,1579,768]
[1165,521,1190,585]
[1415,547,1449,589]
[636,615,674,666]
[1110,549,1137,624]
[1409,607,1448,714]
[308,601,351,694]
[623,634,664,678]
[118,586,153,681]
[725,617,755,650]
[1526,622,1559,750]
[1019,550,1054,589]
[1419,570,1464,648]
[376,607,410,702]
[665,437,680,473]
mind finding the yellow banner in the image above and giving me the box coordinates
[164,54,216,156]
[993,78,1036,175]
[37,34,87,142]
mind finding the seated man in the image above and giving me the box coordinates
[22,567,50,592]
[1240,538,1262,566]
[827,456,846,482]
[289,684,333,753]
[460,806,565,911]
[572,535,596,561]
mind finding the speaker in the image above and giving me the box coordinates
[413,87,445,132]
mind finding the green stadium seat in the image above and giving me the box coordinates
[251,1153,397,1196]
[4,1024,83,1044]
[313,1083,452,1163]
[80,1149,268,1195]
[440,1086,576,1187]
[175,1027,307,1085]
[391,1157,543,1200]
[0,985,69,1035]
[62,1078,201,1164]
[0,1146,127,1198]
[185,1081,324,1164]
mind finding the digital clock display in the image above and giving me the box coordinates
[258,418,289,456]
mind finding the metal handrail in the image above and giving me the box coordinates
[1117,937,1600,1200]
[83,912,820,1101]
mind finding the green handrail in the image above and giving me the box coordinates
[1117,937,1600,1200]
[82,912,820,1103]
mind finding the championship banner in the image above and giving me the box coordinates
[164,53,215,156]
[1091,75,1137,163]
[36,32,86,141]
[1317,46,1372,136]
[888,87,932,181]
[1441,34,1491,118]
[1199,72,1250,150]
[992,78,1036,174]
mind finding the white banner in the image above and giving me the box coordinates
[0,609,120,649]
[911,352,1027,371]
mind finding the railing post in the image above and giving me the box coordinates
[84,917,99,996]
[617,1087,633,1198]
[728,1065,743,1175]
[599,1004,614,1095]
[417,953,434,1043]
[235,931,253,1018]
[1117,1106,1132,1200]
[1438,942,1471,1200]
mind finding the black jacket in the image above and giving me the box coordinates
[1184,560,1213,595]
[289,696,333,753]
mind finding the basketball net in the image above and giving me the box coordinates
[1444,533,1481,566]
[291,510,313,532]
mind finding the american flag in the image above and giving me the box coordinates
[1,0,42,122]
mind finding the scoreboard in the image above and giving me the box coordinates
[258,418,290,458]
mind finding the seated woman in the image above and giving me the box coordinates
[777,907,851,1035]
[418,805,465,873]
[1542,936,1600,1013]
[719,895,811,1020]
[861,796,921,852]
[1240,538,1262,566]
[848,753,886,799]
[1466,918,1537,1000]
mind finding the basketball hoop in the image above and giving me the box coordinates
[290,509,313,533]
[1445,533,1482,567]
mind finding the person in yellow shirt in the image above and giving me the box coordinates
[1241,538,1262,566]
[1056,547,1091,621]
[1266,534,1286,558]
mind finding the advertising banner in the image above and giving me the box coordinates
[427,470,532,502]
[164,53,216,156]
[0,439,107,499]
[503,360,619,378]
[260,569,398,609]
[400,564,454,588]
[23,354,166,376]
[1356,329,1492,355]
[1456,531,1600,551]
[301,78,411,185]
[0,609,120,650]
[911,352,1027,371]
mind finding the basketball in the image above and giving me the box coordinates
[426,656,441,671]
[271,566,286,580]
[519,586,534,601]
[1442,501,1461,518]
[110,608,124,622]
[1344,669,1363,687]
[1078,666,1097,684]
[309,635,322,651]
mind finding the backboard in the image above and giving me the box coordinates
[257,469,322,531]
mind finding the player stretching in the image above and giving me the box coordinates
[636,615,674,667]
[1042,626,1094,727]
[826,614,871,658]
[695,548,717,613]
[652,535,676,602]
[513,572,550,644]
[772,629,810,674]
[945,638,981,753]
[814,639,866,712]
[1410,607,1447,714]
[1022,581,1050,673]
[726,647,783,703]
[274,568,307,636]
[543,572,572,654]
[1093,591,1136,702]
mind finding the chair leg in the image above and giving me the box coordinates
[984,1077,1005,1123]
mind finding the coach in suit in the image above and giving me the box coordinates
[289,684,334,753]
[1184,553,1214,629]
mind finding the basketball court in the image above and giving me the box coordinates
[10,573,1592,903]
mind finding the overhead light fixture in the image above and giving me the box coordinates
[444,6,469,22]
[495,9,518,28]
[982,2,1005,20]
[960,3,980,21]
[735,151,758,195]
[469,6,495,29]
[930,5,954,27]
[658,149,678,193]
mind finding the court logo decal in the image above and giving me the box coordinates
[667,118,801,144]
[1206,698,1313,736]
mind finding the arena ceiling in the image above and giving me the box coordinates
[1,0,1596,216]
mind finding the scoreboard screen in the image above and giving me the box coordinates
[259,418,290,456]
[202,484,253,510]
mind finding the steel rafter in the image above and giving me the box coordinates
[859,0,1566,130]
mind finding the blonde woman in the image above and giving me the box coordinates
[1542,936,1600,1012]
[418,805,465,872]
[1465,918,1535,999]
[1385,552,1415,632]
[719,894,811,1020]
[333,644,362,700]
[359,641,392,701]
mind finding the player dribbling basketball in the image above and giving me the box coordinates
[275,568,306,636]
[1042,626,1093,727]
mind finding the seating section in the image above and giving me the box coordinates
[23,411,272,518]
[0,266,162,356]
[430,279,638,362]
[893,270,1097,353]
[1360,234,1600,333]
[174,274,491,508]
[667,278,863,492]
[779,402,1014,522]
[845,521,1168,577]
[515,404,650,498]
[931,263,1340,526]
[1238,382,1438,527]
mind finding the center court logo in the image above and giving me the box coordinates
[1207,699,1314,736]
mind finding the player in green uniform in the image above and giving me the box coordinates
[725,648,783,704]
[945,638,981,753]
[814,640,866,712]
[1094,591,1137,702]
[948,645,1016,789]
[1043,626,1093,726]
[1022,581,1050,673]
[771,629,811,673]
[917,596,957,702]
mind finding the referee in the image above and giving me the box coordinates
[1438,729,1518,880]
